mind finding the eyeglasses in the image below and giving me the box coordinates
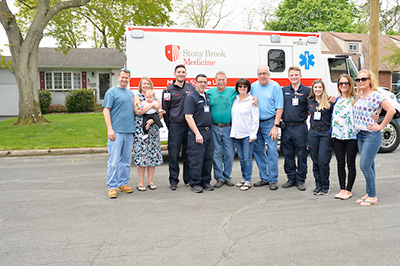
[257,72,269,76]
[238,85,248,88]
[120,67,131,73]
[197,81,208,84]
[355,77,370,83]
[339,82,349,86]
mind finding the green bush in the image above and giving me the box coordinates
[39,90,52,114]
[65,89,95,113]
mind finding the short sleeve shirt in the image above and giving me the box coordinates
[353,91,385,132]
[184,90,212,127]
[307,98,332,129]
[250,80,283,120]
[206,87,237,124]
[331,96,357,140]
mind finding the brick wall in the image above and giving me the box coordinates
[379,71,392,89]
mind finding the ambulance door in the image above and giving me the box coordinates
[259,45,293,83]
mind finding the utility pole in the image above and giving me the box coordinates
[369,0,379,78]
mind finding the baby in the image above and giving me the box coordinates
[140,89,163,139]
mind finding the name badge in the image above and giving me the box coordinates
[204,106,210,112]
[292,97,299,106]
[314,111,321,120]
[164,92,171,101]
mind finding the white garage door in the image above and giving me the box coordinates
[0,69,18,116]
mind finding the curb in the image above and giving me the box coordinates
[0,145,168,157]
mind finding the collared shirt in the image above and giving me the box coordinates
[206,87,237,124]
[250,80,283,120]
[307,98,332,129]
[162,80,195,127]
[282,83,310,123]
[184,90,212,128]
[230,94,259,140]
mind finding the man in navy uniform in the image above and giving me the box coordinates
[184,74,214,193]
[281,66,310,191]
[162,64,195,190]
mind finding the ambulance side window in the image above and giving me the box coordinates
[328,58,347,82]
[268,49,285,72]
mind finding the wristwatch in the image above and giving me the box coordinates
[274,124,280,128]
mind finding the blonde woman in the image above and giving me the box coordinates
[331,74,358,200]
[307,80,333,196]
[353,70,395,206]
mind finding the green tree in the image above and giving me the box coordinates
[266,0,358,32]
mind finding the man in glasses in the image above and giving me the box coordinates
[185,74,214,193]
[281,66,311,191]
[250,65,284,191]
[103,68,135,198]
[162,64,196,190]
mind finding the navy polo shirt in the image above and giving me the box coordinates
[184,90,212,128]
[282,83,311,123]
[307,98,333,128]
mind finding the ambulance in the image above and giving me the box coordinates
[125,26,400,153]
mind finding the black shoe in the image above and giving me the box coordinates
[254,180,269,187]
[297,183,306,191]
[214,180,224,188]
[282,181,295,188]
[202,183,214,191]
[191,185,203,193]
[224,180,235,187]
[321,189,330,196]
[313,187,322,195]
[269,183,278,190]
[169,184,177,190]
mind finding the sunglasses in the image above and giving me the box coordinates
[238,85,248,88]
[339,82,349,85]
[120,67,131,72]
[355,77,369,83]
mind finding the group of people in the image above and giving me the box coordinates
[102,65,396,207]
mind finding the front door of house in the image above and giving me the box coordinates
[99,73,110,101]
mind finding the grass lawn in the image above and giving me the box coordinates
[1,113,107,150]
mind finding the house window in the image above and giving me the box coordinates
[45,72,82,90]
[348,43,358,52]
[392,72,400,94]
[268,49,285,72]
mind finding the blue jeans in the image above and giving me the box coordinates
[234,137,254,183]
[168,124,190,185]
[281,123,308,184]
[211,125,235,181]
[308,129,333,190]
[357,131,382,197]
[253,120,279,183]
[107,133,134,189]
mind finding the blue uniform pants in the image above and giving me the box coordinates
[168,124,191,185]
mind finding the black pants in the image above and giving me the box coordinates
[168,124,190,185]
[142,113,163,135]
[333,138,358,191]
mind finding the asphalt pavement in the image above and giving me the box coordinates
[1,150,400,266]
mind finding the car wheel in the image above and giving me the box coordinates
[378,118,400,153]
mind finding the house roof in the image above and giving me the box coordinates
[38,48,125,68]
[320,32,400,72]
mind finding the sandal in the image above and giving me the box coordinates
[240,183,252,191]
[136,185,147,192]
[359,200,378,207]
[147,184,157,190]
[355,195,368,204]
[236,180,245,187]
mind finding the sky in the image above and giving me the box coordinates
[0,0,280,56]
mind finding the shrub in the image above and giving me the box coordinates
[38,90,52,114]
[65,89,95,113]
[49,104,67,113]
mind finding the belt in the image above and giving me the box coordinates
[199,126,211,131]
[260,116,275,122]
[312,126,330,132]
[285,120,306,127]
[212,123,231,127]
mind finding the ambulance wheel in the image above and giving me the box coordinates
[378,118,400,153]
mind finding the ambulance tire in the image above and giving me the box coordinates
[378,118,400,153]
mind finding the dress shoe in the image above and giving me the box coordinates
[117,185,133,193]
[297,183,306,191]
[282,181,296,188]
[224,180,235,187]
[254,180,269,187]
[269,183,278,190]
[191,185,203,193]
[202,183,214,191]
[214,180,224,188]
[169,184,177,190]
[108,189,117,198]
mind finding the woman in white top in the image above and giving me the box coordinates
[230,79,259,191]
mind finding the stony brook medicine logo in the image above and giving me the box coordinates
[165,44,180,62]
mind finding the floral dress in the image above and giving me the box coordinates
[133,93,163,167]
[331,96,357,140]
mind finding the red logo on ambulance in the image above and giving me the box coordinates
[165,45,180,62]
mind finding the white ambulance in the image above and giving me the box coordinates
[125,26,400,152]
